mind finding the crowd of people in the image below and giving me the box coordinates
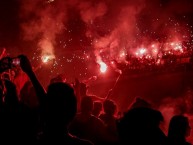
[115,47,193,74]
[0,54,192,145]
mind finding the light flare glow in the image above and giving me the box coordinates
[41,54,55,63]
[99,61,107,73]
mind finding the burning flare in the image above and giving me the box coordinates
[41,54,55,63]
[99,61,107,73]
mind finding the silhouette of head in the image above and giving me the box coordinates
[46,82,77,127]
[50,74,66,84]
[168,115,191,139]
[80,96,93,114]
[130,97,151,109]
[117,107,164,145]
[103,99,117,116]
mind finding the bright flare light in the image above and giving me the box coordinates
[99,61,107,73]
[139,48,146,55]
[120,51,126,58]
[173,43,182,51]
[41,54,55,63]
[47,0,54,3]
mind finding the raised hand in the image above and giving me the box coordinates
[18,55,33,74]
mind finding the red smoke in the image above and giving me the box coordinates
[18,1,193,142]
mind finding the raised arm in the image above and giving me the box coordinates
[19,55,46,106]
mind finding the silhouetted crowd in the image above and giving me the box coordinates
[0,55,191,145]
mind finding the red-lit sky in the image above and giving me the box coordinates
[0,0,193,83]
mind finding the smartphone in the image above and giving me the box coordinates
[12,58,20,66]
